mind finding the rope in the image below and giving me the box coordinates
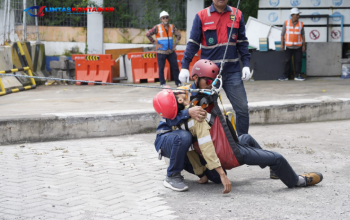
[0,73,211,93]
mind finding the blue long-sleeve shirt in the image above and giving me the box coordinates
[181,4,251,73]
[154,83,198,151]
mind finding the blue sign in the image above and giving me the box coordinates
[311,0,321,7]
[268,12,278,22]
[269,0,280,7]
[311,12,321,22]
[290,0,301,7]
[332,0,343,6]
[332,12,341,22]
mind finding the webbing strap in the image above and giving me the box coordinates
[218,93,226,115]
[212,94,243,164]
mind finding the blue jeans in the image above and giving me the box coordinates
[154,130,192,177]
[157,52,181,85]
[184,134,299,188]
[222,72,249,136]
[238,144,299,188]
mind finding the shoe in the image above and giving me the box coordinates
[294,75,305,81]
[163,173,189,192]
[160,84,166,88]
[300,172,323,186]
[176,83,184,87]
[278,76,288,81]
[270,168,279,179]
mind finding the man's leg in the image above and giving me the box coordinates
[238,145,323,187]
[238,134,262,149]
[281,48,293,79]
[167,51,181,86]
[238,145,299,188]
[157,53,167,85]
[222,72,249,136]
[293,47,304,80]
[157,130,192,191]
[238,134,279,179]
[183,154,225,184]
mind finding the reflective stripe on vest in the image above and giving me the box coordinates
[285,20,303,47]
[155,24,174,51]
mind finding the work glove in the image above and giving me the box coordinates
[241,67,251,81]
[179,68,190,83]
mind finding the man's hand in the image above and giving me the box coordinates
[179,69,190,83]
[302,45,306,52]
[281,44,285,51]
[154,43,163,49]
[220,174,232,194]
[188,106,206,122]
[241,67,251,81]
[215,166,231,194]
[173,44,177,50]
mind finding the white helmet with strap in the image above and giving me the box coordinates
[159,11,169,18]
[290,8,301,15]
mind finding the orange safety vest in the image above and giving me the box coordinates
[155,24,174,51]
[284,20,303,47]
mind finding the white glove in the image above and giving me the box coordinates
[241,67,251,81]
[179,68,190,83]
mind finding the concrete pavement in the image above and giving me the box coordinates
[0,120,349,219]
[0,77,349,144]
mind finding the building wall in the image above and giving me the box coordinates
[16,26,187,45]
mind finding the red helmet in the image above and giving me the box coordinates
[153,89,177,120]
[191,59,219,79]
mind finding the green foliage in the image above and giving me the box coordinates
[204,0,259,23]
[84,42,88,54]
[102,0,186,29]
[37,0,96,26]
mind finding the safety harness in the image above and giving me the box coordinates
[177,92,243,170]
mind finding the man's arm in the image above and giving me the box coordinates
[165,106,207,126]
[301,26,306,52]
[281,22,286,51]
[146,25,162,49]
[236,13,251,68]
[181,14,202,69]
[191,119,232,194]
[173,26,181,48]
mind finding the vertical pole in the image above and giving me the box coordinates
[186,0,204,43]
[326,15,329,42]
[7,0,11,41]
[2,0,8,44]
[34,0,39,42]
[23,0,27,41]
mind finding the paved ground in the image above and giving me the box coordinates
[1,120,349,219]
[0,77,349,118]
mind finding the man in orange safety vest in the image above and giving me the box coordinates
[280,7,306,81]
[146,11,182,87]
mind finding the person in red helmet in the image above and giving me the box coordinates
[154,87,231,193]
[154,59,323,193]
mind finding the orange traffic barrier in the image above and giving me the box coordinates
[127,52,170,83]
[72,54,114,85]
[165,50,201,81]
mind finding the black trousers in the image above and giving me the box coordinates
[282,47,303,78]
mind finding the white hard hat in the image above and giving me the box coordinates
[290,8,301,15]
[159,11,169,18]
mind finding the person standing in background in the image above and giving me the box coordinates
[280,7,306,81]
[146,11,182,87]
